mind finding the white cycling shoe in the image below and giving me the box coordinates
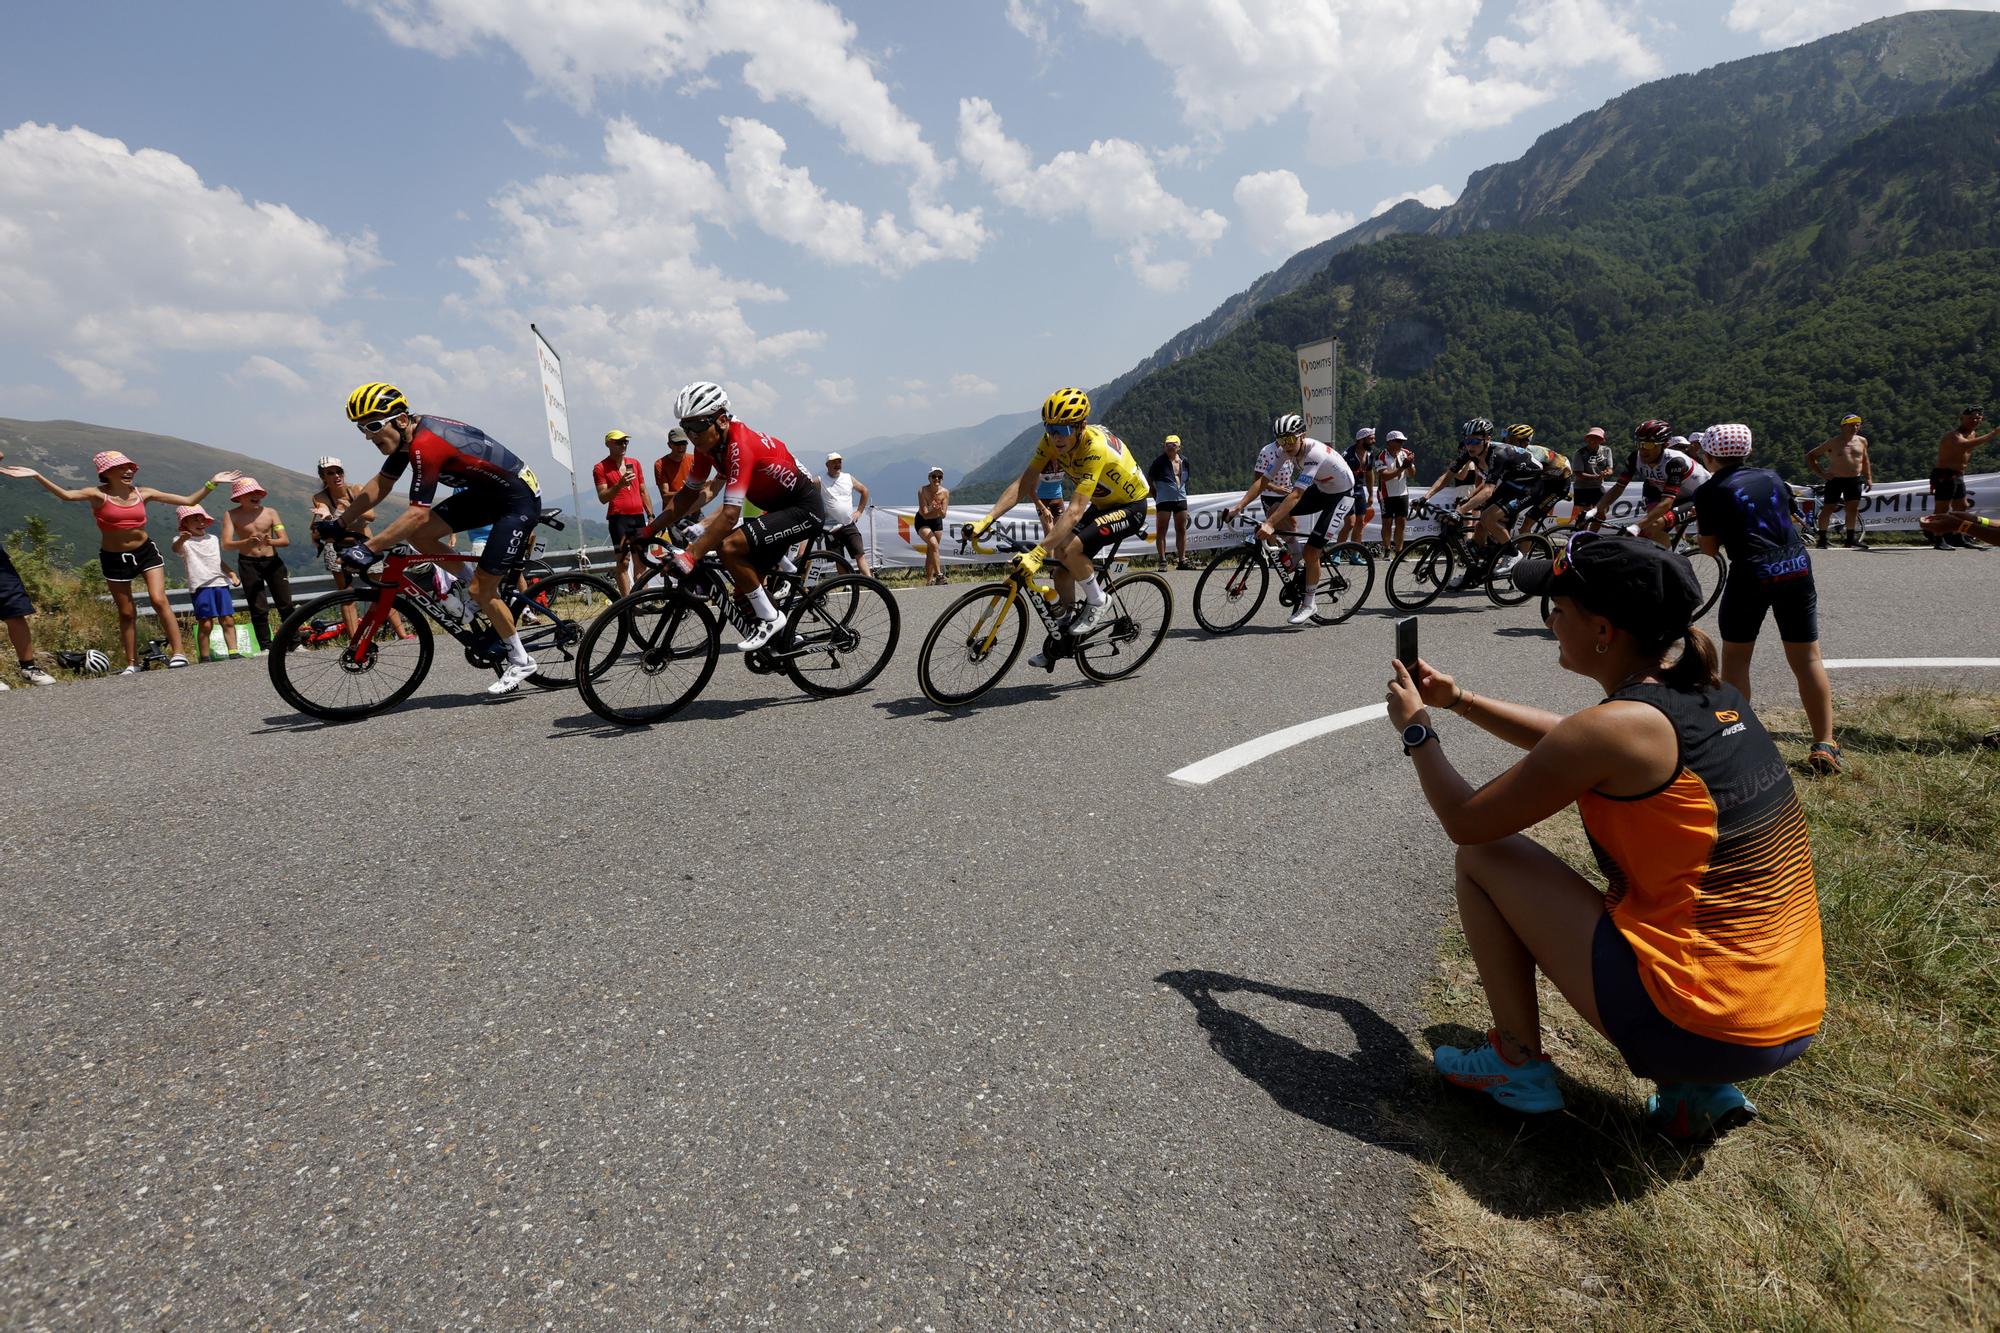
[1068,600,1109,637]
[487,660,537,696]
[1288,600,1318,625]
[738,617,784,653]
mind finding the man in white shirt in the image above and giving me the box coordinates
[817,452,871,575]
[1374,430,1414,556]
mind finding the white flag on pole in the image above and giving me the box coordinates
[532,325,573,473]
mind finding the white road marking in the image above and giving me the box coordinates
[1170,702,1390,786]
[1822,658,2000,669]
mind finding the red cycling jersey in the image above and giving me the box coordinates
[378,415,533,508]
[686,420,815,511]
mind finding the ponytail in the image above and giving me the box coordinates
[1658,624,1719,691]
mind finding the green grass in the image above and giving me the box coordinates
[1409,687,1999,1330]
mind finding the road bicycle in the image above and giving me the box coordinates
[1190,529,1373,633]
[267,509,616,720]
[575,531,901,726]
[1385,504,1550,610]
[915,529,1171,707]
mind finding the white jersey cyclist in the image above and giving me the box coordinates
[1622,446,1712,501]
[1291,438,1358,495]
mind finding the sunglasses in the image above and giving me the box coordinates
[356,415,402,434]
[680,415,725,436]
[319,466,345,476]
[1044,423,1078,437]
[1552,529,1599,581]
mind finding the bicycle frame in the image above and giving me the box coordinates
[347,550,491,654]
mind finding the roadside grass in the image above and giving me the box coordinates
[1407,686,1999,1330]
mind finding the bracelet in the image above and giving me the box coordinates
[202,481,216,492]
[1451,684,1467,712]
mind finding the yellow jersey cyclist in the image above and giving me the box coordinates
[967,388,1150,656]
[1511,426,1573,530]
[1222,414,1356,624]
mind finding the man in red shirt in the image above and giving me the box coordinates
[593,429,654,594]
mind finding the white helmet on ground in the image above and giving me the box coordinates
[1704,423,1753,458]
[82,649,110,675]
[1273,413,1306,437]
[674,381,730,421]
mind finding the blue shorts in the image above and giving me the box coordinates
[190,585,236,620]
[1591,913,1814,1083]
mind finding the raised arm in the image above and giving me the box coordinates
[0,466,102,503]
[143,469,241,508]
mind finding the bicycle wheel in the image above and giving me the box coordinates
[1311,544,1374,625]
[575,588,720,726]
[781,575,901,698]
[917,581,1028,707]
[268,589,434,721]
[793,551,860,625]
[1386,538,1455,609]
[1076,571,1172,682]
[1191,545,1268,634]
[513,572,619,688]
[1688,550,1726,620]
[1487,534,1551,607]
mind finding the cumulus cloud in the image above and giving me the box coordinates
[1486,0,1661,79]
[232,354,310,393]
[1371,183,1459,216]
[958,97,1227,290]
[1005,0,1057,52]
[950,373,999,397]
[1232,170,1357,257]
[1725,1,2000,46]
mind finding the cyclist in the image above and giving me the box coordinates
[1590,420,1710,547]
[1452,427,1544,561]
[1519,434,1573,532]
[322,383,544,695]
[1223,413,1354,624]
[1238,424,1302,558]
[1422,417,1492,509]
[967,388,1149,654]
[654,381,827,653]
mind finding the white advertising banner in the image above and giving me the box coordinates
[531,325,573,473]
[1799,470,1995,531]
[1294,338,1336,441]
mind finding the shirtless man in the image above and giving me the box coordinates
[310,455,408,639]
[916,467,950,585]
[1932,406,1997,550]
[1805,414,1873,550]
[222,478,292,649]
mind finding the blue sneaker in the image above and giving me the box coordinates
[1433,1030,1564,1113]
[1646,1082,1756,1141]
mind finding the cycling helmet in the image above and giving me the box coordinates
[82,648,110,675]
[1504,423,1535,444]
[1704,423,1753,458]
[1667,434,1690,450]
[1041,387,1091,426]
[346,382,408,423]
[1273,412,1306,438]
[1634,418,1672,444]
[1460,417,1493,439]
[674,381,730,421]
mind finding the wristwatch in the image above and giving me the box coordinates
[1402,722,1439,756]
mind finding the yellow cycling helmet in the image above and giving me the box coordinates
[347,382,409,423]
[1504,422,1535,444]
[1041,387,1091,427]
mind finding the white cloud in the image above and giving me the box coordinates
[1371,184,1459,216]
[1232,170,1357,257]
[1486,1,1661,79]
[0,121,378,390]
[813,377,856,408]
[1006,0,1057,52]
[1725,1,2000,47]
[958,97,1227,290]
[233,354,310,393]
[950,373,999,397]
[885,390,931,413]
[504,119,571,160]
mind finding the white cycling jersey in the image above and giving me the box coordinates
[1622,447,1711,497]
[1290,439,1357,494]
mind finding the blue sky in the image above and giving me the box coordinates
[2,1,1987,479]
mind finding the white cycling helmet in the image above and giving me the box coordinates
[82,648,110,675]
[1273,413,1305,437]
[1667,434,1690,450]
[1704,423,1753,458]
[674,381,730,421]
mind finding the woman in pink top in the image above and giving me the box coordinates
[0,448,240,671]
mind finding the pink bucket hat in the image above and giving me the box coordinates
[93,449,137,477]
[175,505,211,525]
[230,477,267,500]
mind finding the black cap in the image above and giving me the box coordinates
[1514,532,1701,647]
[1964,405,1986,418]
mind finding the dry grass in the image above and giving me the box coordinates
[1407,687,2000,1330]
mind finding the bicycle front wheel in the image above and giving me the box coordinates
[1487,535,1551,607]
[1688,550,1726,619]
[1076,571,1172,682]
[268,589,434,721]
[514,571,620,688]
[1192,545,1268,634]
[917,581,1028,707]
[1386,538,1455,610]
[1310,544,1374,625]
[781,575,901,698]
[575,589,720,726]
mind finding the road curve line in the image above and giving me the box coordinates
[1822,657,2000,669]
[1170,702,1390,786]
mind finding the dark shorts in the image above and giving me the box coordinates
[190,584,236,620]
[1538,475,1572,504]
[1489,476,1538,521]
[823,522,864,558]
[1258,494,1293,526]
[1078,499,1148,556]
[914,515,944,534]
[1154,499,1188,514]
[1290,487,1356,549]
[1821,475,1863,505]
[1592,914,1814,1082]
[100,540,165,584]
[742,485,828,555]
[1718,567,1818,644]
[1381,494,1409,519]
[1930,467,1966,503]
[1572,485,1604,507]
[433,487,541,576]
[0,544,32,619]
[608,513,649,547]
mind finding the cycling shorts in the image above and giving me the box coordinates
[433,487,540,576]
[1290,487,1355,549]
[1078,498,1148,556]
[1930,468,1966,503]
[608,513,649,547]
[742,485,828,555]
[1537,474,1572,503]
[1488,476,1538,521]
[1717,566,1818,645]
[1258,494,1294,527]
[1821,476,1863,505]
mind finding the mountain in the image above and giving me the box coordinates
[958,9,2000,498]
[834,408,1039,501]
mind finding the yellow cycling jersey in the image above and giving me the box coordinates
[1029,425,1150,506]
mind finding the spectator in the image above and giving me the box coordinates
[0,449,238,671]
[1571,427,1613,526]
[1374,431,1414,556]
[310,455,409,640]
[819,452,872,575]
[1034,456,1067,537]
[594,429,654,595]
[170,506,244,661]
[0,478,55,685]
[1805,414,1872,550]
[1930,406,1997,551]
[1694,423,1842,775]
[1338,428,1375,559]
[1147,434,1194,569]
[917,467,950,586]
[1921,510,2000,546]
[1385,532,1823,1139]
[223,478,292,651]
[655,427,693,512]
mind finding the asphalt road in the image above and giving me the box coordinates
[3,546,1996,1331]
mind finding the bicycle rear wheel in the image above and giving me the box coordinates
[781,575,901,698]
[1487,535,1551,606]
[514,572,619,688]
[1076,571,1172,682]
[917,581,1028,707]
[575,589,720,726]
[1688,550,1726,619]
[1192,545,1268,633]
[1310,544,1374,624]
[1386,538,1455,609]
[268,589,434,721]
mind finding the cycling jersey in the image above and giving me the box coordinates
[1028,425,1149,506]
[1619,447,1711,498]
[1253,441,1296,493]
[1692,465,1809,583]
[1526,445,1572,476]
[1289,439,1357,494]
[685,420,817,511]
[378,415,533,508]
[1481,442,1543,482]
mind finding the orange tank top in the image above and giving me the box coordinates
[94,494,148,532]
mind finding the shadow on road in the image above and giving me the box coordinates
[872,675,1095,719]
[256,689,510,731]
[1156,968,1691,1219]
[543,690,818,735]
[1491,625,1554,639]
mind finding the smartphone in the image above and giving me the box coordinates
[1395,616,1418,671]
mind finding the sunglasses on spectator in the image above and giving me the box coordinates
[1553,530,1599,582]
[318,466,345,475]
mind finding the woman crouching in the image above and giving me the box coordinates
[1386,532,1823,1139]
